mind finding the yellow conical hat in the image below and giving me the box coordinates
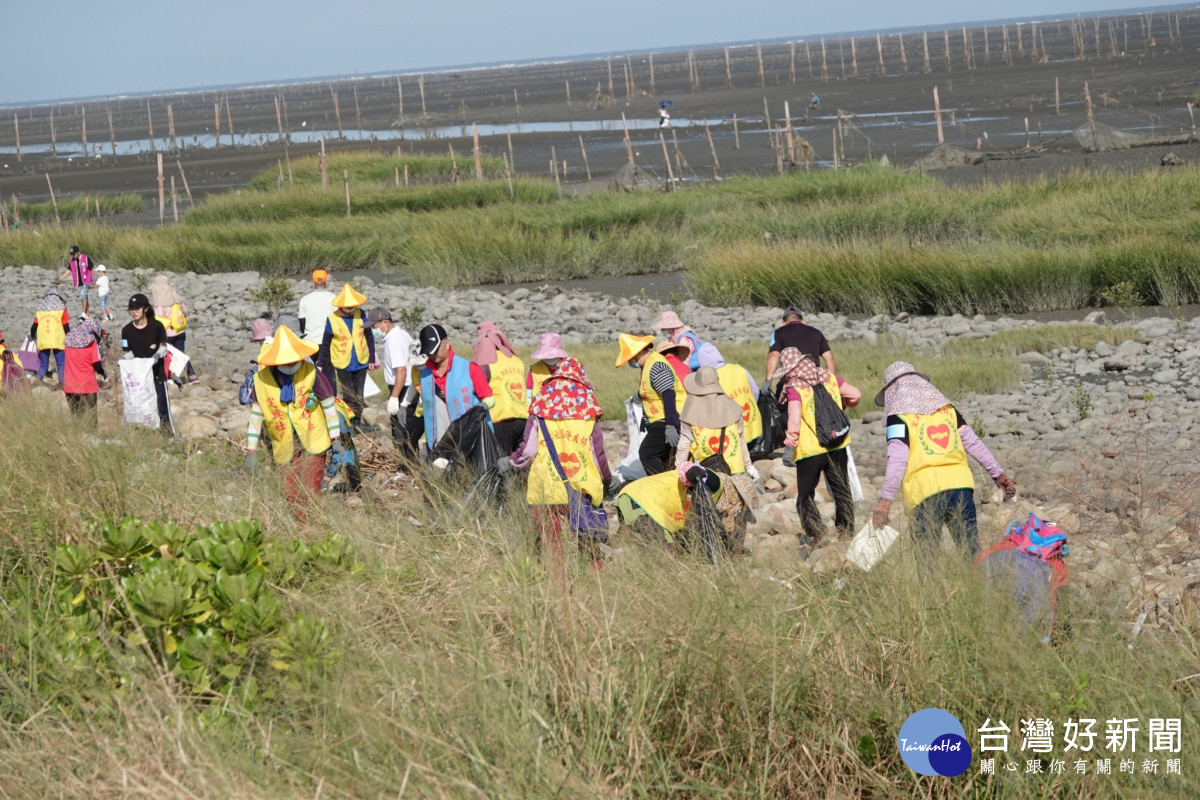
[614,332,654,368]
[331,283,367,309]
[256,326,318,366]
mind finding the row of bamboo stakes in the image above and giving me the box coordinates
[6,9,1193,164]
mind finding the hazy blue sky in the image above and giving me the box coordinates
[4,0,1160,104]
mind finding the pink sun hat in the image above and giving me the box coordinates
[249,317,274,343]
[653,310,685,330]
[530,332,569,361]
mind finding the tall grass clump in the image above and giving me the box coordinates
[0,393,1197,797]
[245,151,506,191]
[13,193,144,223]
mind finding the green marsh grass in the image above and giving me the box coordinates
[0,392,1197,797]
[12,193,144,223]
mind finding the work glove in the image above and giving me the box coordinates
[685,465,707,487]
[872,498,891,530]
[242,451,257,474]
[781,446,795,464]
[995,473,1017,501]
[664,425,680,449]
[331,440,346,458]
[496,456,512,474]
[386,396,400,416]
[746,464,761,482]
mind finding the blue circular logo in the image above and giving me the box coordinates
[897,708,973,776]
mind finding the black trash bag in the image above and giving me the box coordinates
[811,383,850,449]
[430,405,506,502]
[749,386,786,460]
[686,480,726,569]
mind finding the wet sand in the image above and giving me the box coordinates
[1,8,1198,222]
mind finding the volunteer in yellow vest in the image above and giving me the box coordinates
[776,347,855,542]
[31,288,70,383]
[673,366,760,546]
[244,326,346,513]
[472,321,528,455]
[715,362,764,448]
[525,332,569,404]
[150,274,198,385]
[318,284,377,433]
[504,357,611,561]
[614,332,686,477]
[615,471,688,542]
[871,361,1016,560]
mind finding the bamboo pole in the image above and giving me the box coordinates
[877,33,885,75]
[838,37,846,79]
[448,143,458,183]
[81,108,88,155]
[578,134,591,180]
[831,129,839,168]
[1024,117,1030,149]
[790,41,796,84]
[320,137,328,191]
[1017,23,1025,59]
[49,111,56,158]
[418,75,427,124]
[943,30,951,71]
[343,170,351,217]
[514,88,521,115]
[225,95,234,146]
[472,123,483,180]
[1188,102,1196,139]
[11,196,19,228]
[757,42,765,86]
[805,40,812,79]
[623,62,631,104]
[621,113,634,164]
[1055,77,1061,115]
[1031,22,1039,61]
[551,146,562,199]
[922,32,931,73]
[0,202,7,233]
[171,176,179,223]
[147,100,156,152]
[502,153,513,201]
[704,121,719,177]
[156,153,165,224]
[397,78,404,130]
[850,37,858,77]
[1002,25,1010,64]
[648,52,656,95]
[763,97,775,152]
[933,86,944,144]
[1084,82,1097,148]
[404,164,410,186]
[820,38,828,81]
[564,80,571,108]
[659,132,674,190]
[983,27,990,65]
[167,102,178,152]
[963,27,972,69]
[733,114,740,149]
[45,174,60,224]
[507,132,515,172]
[330,85,343,138]
[607,56,614,97]
[784,101,795,165]
[394,167,400,187]
[176,160,194,208]
[724,46,732,88]
[274,96,284,142]
[899,32,908,73]
[353,83,362,135]
[213,102,220,146]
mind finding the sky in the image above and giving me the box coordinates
[2,0,1167,105]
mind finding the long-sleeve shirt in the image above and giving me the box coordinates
[675,417,752,471]
[878,408,1004,502]
[782,376,848,448]
[318,312,377,373]
[646,360,680,428]
[509,416,612,485]
[245,368,340,454]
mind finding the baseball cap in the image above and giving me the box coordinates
[312,269,328,282]
[127,293,150,310]
[70,245,80,254]
[366,306,392,326]
[782,306,804,320]
[417,324,448,357]
[95,264,107,272]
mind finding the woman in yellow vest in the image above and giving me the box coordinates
[318,284,376,432]
[614,332,686,476]
[31,288,70,382]
[472,321,528,455]
[244,326,346,517]
[715,362,764,449]
[504,357,610,565]
[871,362,1016,560]
[776,347,855,542]
[673,366,760,546]
[525,332,568,403]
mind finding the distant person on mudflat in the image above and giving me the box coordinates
[658,103,671,128]
[809,94,820,110]
[298,269,336,344]
[57,245,94,318]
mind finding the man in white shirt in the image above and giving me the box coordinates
[297,269,336,344]
[366,306,415,457]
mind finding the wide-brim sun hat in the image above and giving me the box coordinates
[873,360,947,413]
[249,318,274,342]
[614,332,654,368]
[681,367,743,428]
[653,310,685,330]
[257,326,318,366]
[331,283,367,309]
[531,332,568,362]
[656,339,690,359]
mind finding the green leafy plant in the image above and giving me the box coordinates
[1070,382,1092,420]
[248,277,296,320]
[396,303,424,332]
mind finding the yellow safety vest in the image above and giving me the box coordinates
[169,303,187,333]
[35,310,66,350]
[618,471,688,533]
[639,352,686,423]
[716,363,762,444]
[527,418,603,507]
[897,405,974,510]
[254,363,333,465]
[326,310,368,370]
[688,424,746,474]
[791,374,851,462]
[528,361,552,400]
[486,352,528,422]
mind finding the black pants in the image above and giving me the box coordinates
[390,407,421,460]
[794,448,854,541]
[66,392,98,424]
[335,367,368,420]
[169,333,197,379]
[492,418,527,457]
[639,421,672,476]
[154,379,172,432]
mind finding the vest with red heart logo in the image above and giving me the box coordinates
[485,351,528,422]
[897,404,974,509]
[528,418,604,507]
[688,424,746,475]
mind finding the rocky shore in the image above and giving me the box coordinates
[6,265,1198,626]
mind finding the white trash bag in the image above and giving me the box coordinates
[614,395,647,485]
[845,521,900,572]
[845,447,864,502]
[120,358,163,430]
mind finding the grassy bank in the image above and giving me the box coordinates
[1,393,1196,798]
[2,155,1199,313]
[10,192,144,224]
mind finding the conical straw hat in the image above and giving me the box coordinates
[256,326,318,366]
[614,332,654,368]
[331,283,367,309]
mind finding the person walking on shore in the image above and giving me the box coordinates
[871,361,1017,562]
[615,333,685,476]
[298,269,336,345]
[121,293,171,430]
[31,288,70,383]
[62,317,108,423]
[57,245,94,318]
[150,274,197,384]
[653,310,725,371]
[366,306,417,458]
[764,307,836,392]
[472,321,528,455]
[94,265,114,321]
[318,284,376,432]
